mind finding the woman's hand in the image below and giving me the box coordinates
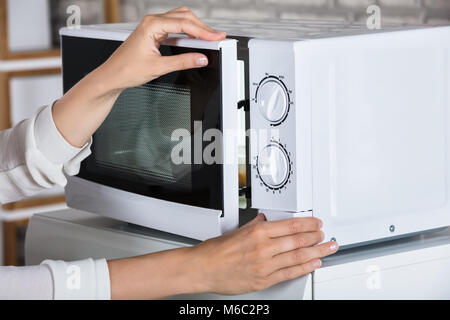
[52,7,225,148]
[108,214,338,299]
[191,214,338,295]
[100,6,226,91]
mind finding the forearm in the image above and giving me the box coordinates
[107,246,209,300]
[52,64,123,148]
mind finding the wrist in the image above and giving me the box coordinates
[173,246,212,295]
[88,63,125,99]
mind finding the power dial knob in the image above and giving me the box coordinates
[257,143,291,190]
[256,77,290,125]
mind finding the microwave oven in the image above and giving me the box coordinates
[61,20,450,248]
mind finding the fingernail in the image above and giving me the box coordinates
[313,260,322,268]
[318,219,323,228]
[196,57,208,67]
[330,242,339,252]
[214,31,226,38]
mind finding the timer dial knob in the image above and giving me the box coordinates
[257,143,290,189]
[256,78,289,124]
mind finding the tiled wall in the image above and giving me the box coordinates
[120,0,450,25]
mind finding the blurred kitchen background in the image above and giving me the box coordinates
[0,0,449,267]
[123,0,450,24]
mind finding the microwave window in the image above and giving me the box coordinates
[62,36,224,211]
[93,83,192,191]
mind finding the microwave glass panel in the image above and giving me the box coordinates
[94,83,192,190]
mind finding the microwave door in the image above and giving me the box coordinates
[62,34,239,240]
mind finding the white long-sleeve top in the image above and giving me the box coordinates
[0,105,110,300]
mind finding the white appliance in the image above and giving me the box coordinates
[61,21,450,247]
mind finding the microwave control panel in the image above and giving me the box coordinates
[248,39,312,213]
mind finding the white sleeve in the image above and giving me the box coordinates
[0,265,53,300]
[0,104,111,300]
[0,259,111,300]
[41,258,111,300]
[0,104,92,204]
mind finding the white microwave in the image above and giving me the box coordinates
[61,21,450,248]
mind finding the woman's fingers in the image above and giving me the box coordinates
[162,13,216,32]
[167,6,191,13]
[264,217,323,238]
[143,15,225,42]
[267,259,322,286]
[162,8,216,32]
[271,241,338,270]
[156,52,210,75]
[264,241,338,286]
[268,231,325,255]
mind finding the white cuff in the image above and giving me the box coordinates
[34,104,88,165]
[41,258,111,300]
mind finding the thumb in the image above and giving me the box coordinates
[156,53,209,75]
